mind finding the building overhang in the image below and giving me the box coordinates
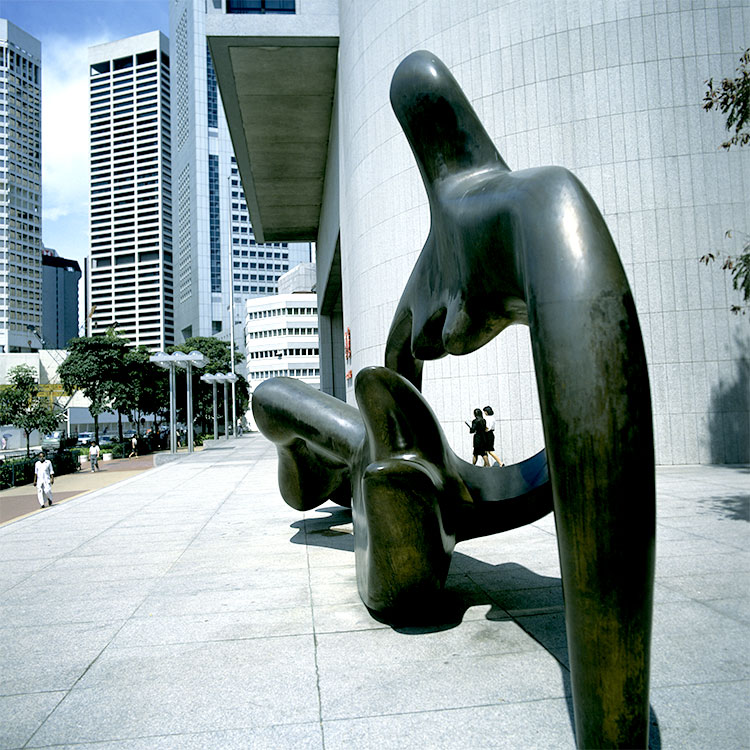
[207,16,338,244]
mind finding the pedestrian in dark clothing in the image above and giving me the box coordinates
[467,408,490,466]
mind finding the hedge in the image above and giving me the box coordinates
[0,449,80,491]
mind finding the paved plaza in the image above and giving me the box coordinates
[0,434,748,749]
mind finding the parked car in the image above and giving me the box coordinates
[42,431,65,450]
[76,432,95,446]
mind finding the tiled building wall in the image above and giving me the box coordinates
[338,0,750,465]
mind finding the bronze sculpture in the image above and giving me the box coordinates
[252,51,655,749]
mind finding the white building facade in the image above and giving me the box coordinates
[87,32,174,350]
[0,20,42,353]
[208,0,750,466]
[245,292,319,392]
[169,0,312,349]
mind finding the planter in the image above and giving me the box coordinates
[79,455,88,466]
[102,453,113,462]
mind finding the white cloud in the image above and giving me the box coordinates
[41,32,108,255]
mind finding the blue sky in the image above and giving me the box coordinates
[2,0,169,268]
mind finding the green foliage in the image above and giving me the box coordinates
[702,48,750,316]
[0,449,79,491]
[0,365,61,456]
[704,48,750,149]
[58,333,130,440]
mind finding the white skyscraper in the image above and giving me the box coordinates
[87,32,174,350]
[0,19,42,353]
[170,0,311,347]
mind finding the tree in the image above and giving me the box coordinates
[702,48,750,315]
[114,347,168,435]
[58,333,129,442]
[0,365,61,456]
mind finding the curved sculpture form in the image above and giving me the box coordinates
[253,370,552,616]
[252,50,655,749]
[386,51,655,749]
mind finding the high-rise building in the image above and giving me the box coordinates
[41,247,80,349]
[87,32,174,350]
[0,19,42,353]
[170,0,311,348]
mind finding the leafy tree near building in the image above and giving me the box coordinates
[58,333,129,442]
[0,365,61,456]
[701,47,750,315]
[113,346,168,436]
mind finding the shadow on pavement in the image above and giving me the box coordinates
[290,504,662,749]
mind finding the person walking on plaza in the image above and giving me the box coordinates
[467,408,490,466]
[34,450,54,507]
[482,405,504,467]
[89,441,100,472]
[128,434,138,459]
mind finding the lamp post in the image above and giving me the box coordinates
[214,373,238,439]
[150,351,178,453]
[150,351,207,454]
[171,351,207,453]
[200,373,219,441]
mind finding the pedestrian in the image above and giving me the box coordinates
[34,450,54,507]
[89,441,100,472]
[1,436,6,450]
[237,418,243,436]
[128,434,138,459]
[467,408,490,466]
[482,405,504,467]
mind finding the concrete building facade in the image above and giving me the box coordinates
[245,292,320,393]
[0,19,42,354]
[87,32,174,350]
[41,247,81,349]
[208,0,750,465]
[169,0,312,350]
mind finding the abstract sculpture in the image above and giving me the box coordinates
[253,51,655,749]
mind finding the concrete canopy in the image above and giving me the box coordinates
[207,34,338,244]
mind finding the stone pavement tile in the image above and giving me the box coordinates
[317,647,568,720]
[28,636,320,746]
[25,558,174,585]
[149,567,311,596]
[513,611,569,669]
[651,631,749,687]
[0,691,65,749]
[312,601,389,634]
[656,550,750,577]
[703,597,750,625]
[109,607,315,648]
[668,521,748,549]
[26,723,324,750]
[0,584,149,628]
[650,681,750,750]
[653,600,750,639]
[0,621,123,694]
[657,571,750,602]
[322,699,576,750]
[133,580,311,618]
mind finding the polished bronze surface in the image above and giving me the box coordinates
[252,50,655,749]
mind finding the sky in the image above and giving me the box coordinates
[2,0,170,268]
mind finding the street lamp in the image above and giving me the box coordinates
[200,373,219,441]
[213,372,238,440]
[171,351,207,453]
[149,351,207,454]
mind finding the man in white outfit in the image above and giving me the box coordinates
[34,451,54,507]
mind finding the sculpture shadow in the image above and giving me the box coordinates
[708,351,749,464]
[289,505,662,748]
